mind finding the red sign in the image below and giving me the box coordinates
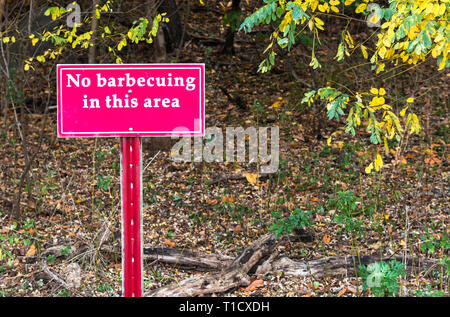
[57,63,205,297]
[57,64,205,137]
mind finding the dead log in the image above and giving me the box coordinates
[266,255,438,278]
[147,233,281,297]
[144,245,438,279]
[98,230,440,297]
[143,247,233,271]
[144,243,439,297]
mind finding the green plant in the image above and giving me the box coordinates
[95,150,107,162]
[413,284,445,297]
[97,282,114,293]
[331,191,365,238]
[420,228,449,255]
[54,289,71,297]
[46,255,56,264]
[60,246,71,256]
[358,260,406,297]
[213,202,252,223]
[269,207,313,237]
[97,175,111,191]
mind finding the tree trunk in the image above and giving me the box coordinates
[143,0,186,154]
[88,0,99,64]
[157,0,184,53]
[221,0,241,54]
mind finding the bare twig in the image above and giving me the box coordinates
[88,0,99,64]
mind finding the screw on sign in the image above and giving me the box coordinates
[57,64,205,296]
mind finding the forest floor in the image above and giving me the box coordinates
[0,3,449,297]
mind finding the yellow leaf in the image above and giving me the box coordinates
[370,96,385,107]
[2,37,10,43]
[332,141,344,149]
[314,17,324,26]
[370,87,379,95]
[376,63,385,73]
[244,172,258,185]
[379,88,386,96]
[383,137,389,154]
[355,3,367,13]
[374,154,383,171]
[406,97,414,103]
[32,38,39,46]
[360,45,368,59]
[330,5,339,13]
[375,96,385,105]
[400,106,408,117]
[271,101,282,108]
[318,3,329,12]
[365,162,374,174]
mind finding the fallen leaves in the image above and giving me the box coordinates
[244,172,258,185]
[337,287,347,297]
[164,238,176,248]
[244,279,264,292]
[25,244,36,257]
[221,196,235,203]
[424,155,441,166]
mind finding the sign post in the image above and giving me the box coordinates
[57,64,205,297]
[120,137,142,297]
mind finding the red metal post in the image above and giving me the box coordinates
[120,137,143,297]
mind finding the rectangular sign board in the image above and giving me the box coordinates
[57,64,205,137]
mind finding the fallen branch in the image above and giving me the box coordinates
[40,261,80,295]
[143,246,438,279]
[144,242,439,297]
[208,173,269,185]
[147,233,281,297]
[143,247,233,271]
[267,255,438,278]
